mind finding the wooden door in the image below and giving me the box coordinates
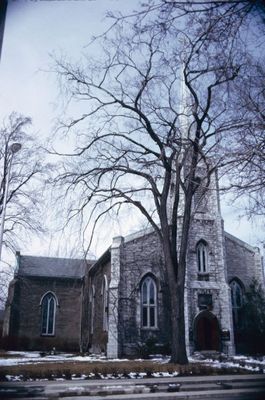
[195,312,220,351]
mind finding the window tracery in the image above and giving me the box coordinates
[141,275,157,328]
[41,292,56,336]
[196,241,208,273]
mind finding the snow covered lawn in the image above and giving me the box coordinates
[190,353,265,373]
[0,351,115,366]
[0,351,264,382]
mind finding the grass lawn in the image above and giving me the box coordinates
[0,353,259,382]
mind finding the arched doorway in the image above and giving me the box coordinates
[194,311,220,351]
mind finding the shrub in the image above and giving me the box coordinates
[136,336,170,358]
[239,279,265,355]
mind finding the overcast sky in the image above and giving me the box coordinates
[0,0,263,258]
[1,0,132,139]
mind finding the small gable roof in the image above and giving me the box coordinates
[17,255,94,279]
[224,231,259,254]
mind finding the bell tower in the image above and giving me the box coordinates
[167,64,234,355]
[185,167,235,355]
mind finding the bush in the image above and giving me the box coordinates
[136,337,171,358]
[0,359,251,382]
[239,279,265,355]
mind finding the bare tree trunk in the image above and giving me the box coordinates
[169,278,188,364]
[162,236,188,364]
[166,143,199,364]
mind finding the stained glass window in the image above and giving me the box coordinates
[141,276,157,328]
[41,293,56,335]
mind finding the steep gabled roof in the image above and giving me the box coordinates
[123,226,155,244]
[89,228,158,275]
[17,254,95,279]
[224,231,260,254]
[89,247,111,275]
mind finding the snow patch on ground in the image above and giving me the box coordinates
[0,352,127,366]
[1,351,265,382]
[189,354,265,373]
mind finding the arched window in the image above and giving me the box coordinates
[231,280,243,309]
[141,276,157,328]
[90,284,95,334]
[41,292,57,335]
[196,241,208,273]
[230,279,244,328]
[102,275,108,331]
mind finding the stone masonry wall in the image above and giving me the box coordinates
[107,237,122,358]
[185,168,235,355]
[225,233,264,288]
[89,258,111,354]
[186,217,234,355]
[118,231,171,357]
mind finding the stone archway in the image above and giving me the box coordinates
[194,311,220,351]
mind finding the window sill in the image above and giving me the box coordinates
[41,334,55,337]
[197,273,209,281]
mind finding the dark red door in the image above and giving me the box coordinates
[195,312,220,351]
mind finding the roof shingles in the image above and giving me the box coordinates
[18,255,93,279]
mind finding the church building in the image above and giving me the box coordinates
[2,169,264,357]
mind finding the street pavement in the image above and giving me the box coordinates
[0,374,265,399]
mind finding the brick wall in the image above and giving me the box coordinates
[9,276,83,351]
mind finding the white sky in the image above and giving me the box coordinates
[0,0,264,260]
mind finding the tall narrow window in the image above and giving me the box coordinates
[230,279,243,328]
[102,275,108,331]
[141,276,157,328]
[90,284,95,334]
[196,241,208,273]
[41,292,56,335]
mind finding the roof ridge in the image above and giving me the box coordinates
[224,231,259,253]
[17,255,95,279]
[19,254,95,262]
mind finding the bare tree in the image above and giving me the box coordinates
[120,1,265,221]
[221,62,265,219]
[115,0,265,30]
[0,261,14,309]
[110,1,265,222]
[0,113,47,256]
[51,0,262,363]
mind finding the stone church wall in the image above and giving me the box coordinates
[225,233,264,288]
[89,258,111,354]
[10,276,83,351]
[187,218,223,282]
[186,216,234,355]
[118,231,171,357]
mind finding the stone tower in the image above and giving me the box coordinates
[184,169,235,355]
